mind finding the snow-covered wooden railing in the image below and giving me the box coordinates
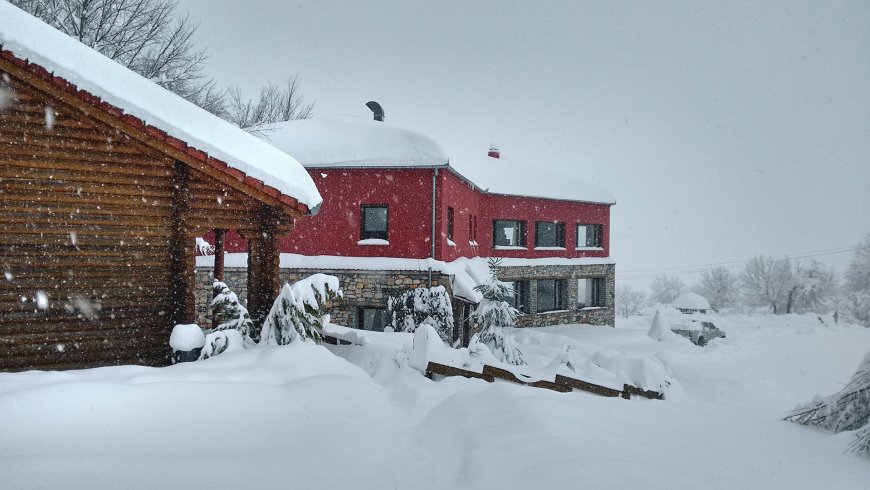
[425,361,663,400]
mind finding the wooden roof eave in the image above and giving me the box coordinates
[0,52,309,220]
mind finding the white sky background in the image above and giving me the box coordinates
[179,0,869,290]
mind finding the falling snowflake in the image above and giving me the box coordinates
[35,291,49,310]
[44,106,55,130]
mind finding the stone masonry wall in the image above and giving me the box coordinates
[195,262,615,337]
[497,263,616,328]
[196,267,451,329]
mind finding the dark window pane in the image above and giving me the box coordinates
[577,224,602,247]
[447,207,454,240]
[538,280,556,312]
[359,308,388,331]
[536,222,564,247]
[493,220,524,247]
[578,278,605,307]
[362,205,388,240]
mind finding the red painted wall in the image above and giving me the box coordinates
[437,170,610,261]
[215,166,610,262]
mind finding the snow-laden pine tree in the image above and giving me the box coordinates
[386,286,454,340]
[260,274,341,345]
[470,258,525,365]
[784,349,870,454]
[210,281,255,341]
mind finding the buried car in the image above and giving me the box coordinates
[671,319,726,346]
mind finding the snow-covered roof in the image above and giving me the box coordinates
[672,293,712,311]
[0,3,321,211]
[261,115,614,205]
[262,116,449,168]
[449,152,616,205]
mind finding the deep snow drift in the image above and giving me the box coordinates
[1,313,869,489]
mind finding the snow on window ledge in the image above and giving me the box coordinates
[493,245,528,250]
[575,246,604,251]
[578,306,605,311]
[447,239,456,247]
[534,246,566,251]
[538,309,570,315]
[358,238,389,246]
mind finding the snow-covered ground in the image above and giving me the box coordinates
[1,313,868,489]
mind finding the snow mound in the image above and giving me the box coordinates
[0,3,321,210]
[262,116,448,168]
[648,309,676,341]
[673,292,712,311]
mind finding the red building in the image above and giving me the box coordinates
[205,113,616,338]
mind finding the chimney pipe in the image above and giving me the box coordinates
[488,144,500,159]
[366,101,385,122]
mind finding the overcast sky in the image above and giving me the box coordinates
[179,0,870,289]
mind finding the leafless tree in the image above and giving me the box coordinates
[843,233,870,327]
[788,259,838,313]
[695,266,739,311]
[12,0,224,112]
[223,77,314,135]
[740,255,793,314]
[12,0,314,125]
[649,274,685,305]
[616,285,646,318]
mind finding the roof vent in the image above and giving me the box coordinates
[366,101,385,122]
[488,144,500,159]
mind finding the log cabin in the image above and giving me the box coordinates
[0,4,322,371]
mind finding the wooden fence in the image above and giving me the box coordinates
[426,361,664,400]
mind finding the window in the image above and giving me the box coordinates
[493,220,526,247]
[358,307,388,331]
[577,224,602,248]
[537,279,567,312]
[468,215,473,238]
[505,280,530,314]
[361,205,388,240]
[473,215,478,240]
[577,278,605,307]
[447,207,454,240]
[535,221,565,248]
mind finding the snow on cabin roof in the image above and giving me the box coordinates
[672,293,712,311]
[263,116,449,168]
[0,3,321,211]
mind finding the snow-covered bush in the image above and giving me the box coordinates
[169,324,205,363]
[211,281,255,341]
[260,274,342,345]
[386,286,454,340]
[199,329,246,360]
[470,258,525,365]
[784,349,870,455]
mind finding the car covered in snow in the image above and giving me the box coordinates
[671,318,726,346]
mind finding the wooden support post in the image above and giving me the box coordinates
[213,229,226,283]
[169,161,195,327]
[245,206,283,330]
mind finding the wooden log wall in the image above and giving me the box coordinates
[0,71,294,371]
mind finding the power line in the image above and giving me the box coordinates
[616,246,857,281]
